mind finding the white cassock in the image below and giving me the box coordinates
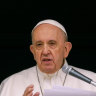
[0,60,96,96]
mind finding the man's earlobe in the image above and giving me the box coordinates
[30,45,34,54]
[30,45,36,61]
[67,42,72,52]
[64,42,72,58]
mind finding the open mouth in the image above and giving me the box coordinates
[42,58,53,64]
[43,59,52,61]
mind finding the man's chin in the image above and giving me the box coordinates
[40,63,56,73]
[43,67,56,74]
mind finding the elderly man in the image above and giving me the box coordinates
[0,19,96,96]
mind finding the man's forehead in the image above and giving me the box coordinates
[33,30,64,44]
[33,25,63,37]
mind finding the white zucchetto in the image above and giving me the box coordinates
[32,19,67,36]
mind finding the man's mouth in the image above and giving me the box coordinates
[43,59,52,61]
[42,58,53,64]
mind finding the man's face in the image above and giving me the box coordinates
[30,24,72,74]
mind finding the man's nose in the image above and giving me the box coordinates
[42,44,50,55]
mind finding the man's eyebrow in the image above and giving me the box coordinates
[49,40,57,42]
[35,41,43,43]
[34,40,57,44]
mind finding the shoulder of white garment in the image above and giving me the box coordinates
[1,66,37,83]
[0,66,37,96]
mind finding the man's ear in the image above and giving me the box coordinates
[30,45,36,61]
[64,42,72,58]
[30,44,35,55]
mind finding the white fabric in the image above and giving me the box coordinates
[37,65,66,92]
[33,19,67,36]
[0,61,96,96]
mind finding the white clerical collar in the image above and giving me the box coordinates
[36,65,58,79]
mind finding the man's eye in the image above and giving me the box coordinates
[36,43,42,46]
[49,42,55,45]
[49,42,57,47]
[49,42,56,45]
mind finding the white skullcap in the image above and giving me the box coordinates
[33,19,67,36]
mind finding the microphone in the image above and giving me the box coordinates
[62,64,96,87]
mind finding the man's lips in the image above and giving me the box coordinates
[41,58,53,63]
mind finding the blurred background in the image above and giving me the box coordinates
[0,1,96,83]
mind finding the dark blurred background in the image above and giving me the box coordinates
[0,1,96,83]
